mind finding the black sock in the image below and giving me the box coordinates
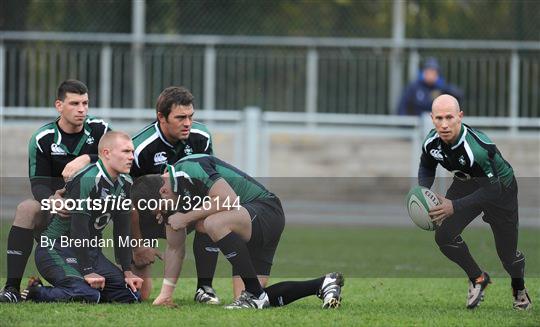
[511,278,525,291]
[193,232,218,289]
[5,226,34,291]
[216,232,262,297]
[265,277,324,307]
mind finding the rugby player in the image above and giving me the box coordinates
[129,86,222,304]
[419,94,531,310]
[21,131,143,303]
[0,80,110,302]
[134,154,344,309]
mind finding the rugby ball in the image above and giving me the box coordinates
[405,186,441,231]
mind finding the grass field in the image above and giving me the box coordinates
[0,224,538,326]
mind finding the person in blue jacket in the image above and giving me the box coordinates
[397,57,463,116]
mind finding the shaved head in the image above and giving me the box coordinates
[431,94,464,144]
[432,94,460,114]
[98,131,131,155]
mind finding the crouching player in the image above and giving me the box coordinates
[134,154,344,309]
[21,131,143,303]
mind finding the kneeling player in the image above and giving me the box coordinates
[22,132,143,303]
[135,154,344,309]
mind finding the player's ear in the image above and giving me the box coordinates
[157,112,166,123]
[55,99,63,113]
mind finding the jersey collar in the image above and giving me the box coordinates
[450,124,466,150]
[53,117,93,156]
[96,159,115,187]
[154,121,175,149]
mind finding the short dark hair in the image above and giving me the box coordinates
[155,86,194,119]
[57,79,88,101]
[131,174,164,213]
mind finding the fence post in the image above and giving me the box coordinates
[0,42,4,125]
[408,49,420,82]
[132,0,146,108]
[389,0,406,114]
[305,47,318,127]
[0,42,5,109]
[204,45,216,112]
[99,45,112,112]
[509,50,520,134]
[243,106,262,176]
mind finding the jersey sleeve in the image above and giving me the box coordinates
[452,138,502,212]
[28,133,55,201]
[418,132,438,188]
[68,175,96,273]
[113,179,133,272]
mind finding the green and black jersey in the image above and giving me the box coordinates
[42,159,132,273]
[130,121,212,177]
[166,154,274,207]
[28,116,110,201]
[419,123,515,211]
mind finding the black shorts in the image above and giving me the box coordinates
[446,177,519,225]
[236,196,285,276]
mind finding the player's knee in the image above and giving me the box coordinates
[434,229,453,247]
[14,199,42,228]
[203,216,223,239]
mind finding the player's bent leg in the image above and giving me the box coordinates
[203,207,252,243]
[193,231,221,305]
[27,246,100,303]
[13,199,43,229]
[94,252,140,304]
[23,276,100,303]
[0,200,44,302]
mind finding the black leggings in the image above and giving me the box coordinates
[434,179,525,279]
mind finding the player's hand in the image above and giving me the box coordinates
[49,188,70,218]
[84,272,105,290]
[132,247,163,268]
[123,271,144,292]
[167,212,190,231]
[429,194,454,225]
[62,154,91,181]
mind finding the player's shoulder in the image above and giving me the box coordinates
[30,121,56,140]
[29,121,57,150]
[178,153,210,163]
[463,124,496,161]
[422,129,439,151]
[190,121,212,140]
[119,173,133,185]
[66,163,99,190]
[132,122,159,147]
[464,124,494,146]
[85,116,110,132]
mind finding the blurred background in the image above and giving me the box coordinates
[0,0,539,278]
[0,0,539,178]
